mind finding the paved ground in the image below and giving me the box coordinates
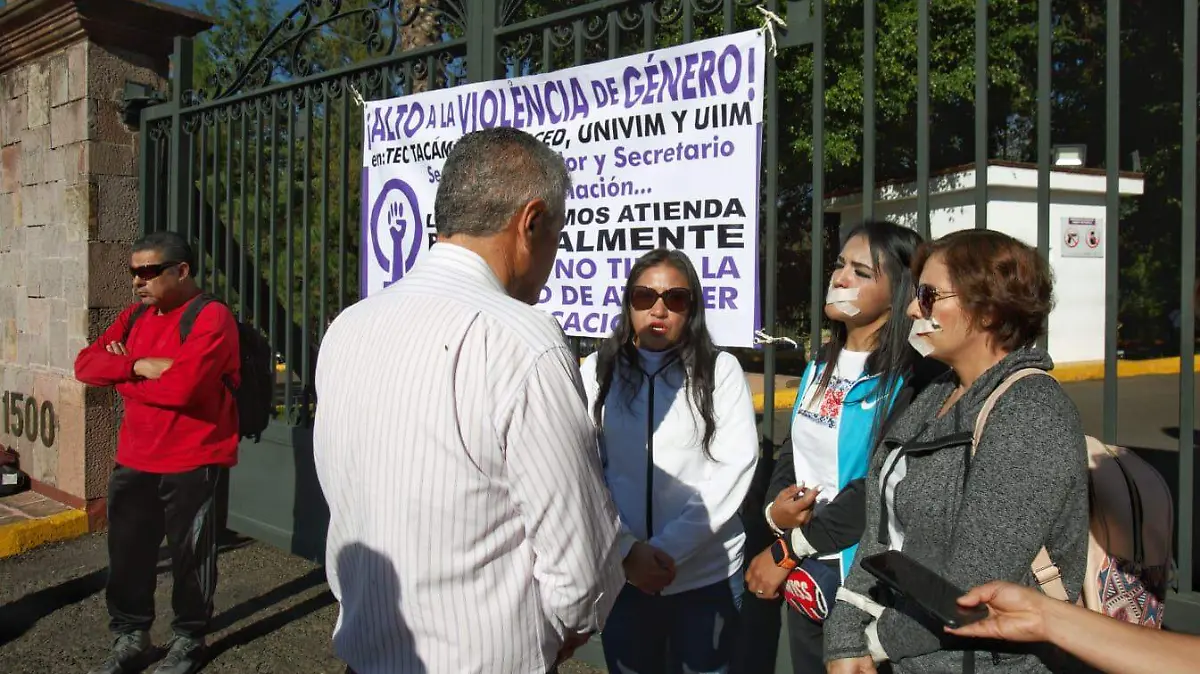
[1062,374,1200,453]
[0,533,602,674]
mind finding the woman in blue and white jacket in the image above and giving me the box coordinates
[581,248,759,674]
[744,220,937,674]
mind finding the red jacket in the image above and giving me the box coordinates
[74,297,241,473]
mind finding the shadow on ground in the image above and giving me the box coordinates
[0,534,255,648]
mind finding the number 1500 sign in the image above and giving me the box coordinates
[1,391,56,448]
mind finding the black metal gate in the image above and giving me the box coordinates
[135,0,1200,655]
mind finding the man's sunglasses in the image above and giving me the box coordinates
[629,286,693,313]
[130,262,180,281]
[915,283,957,319]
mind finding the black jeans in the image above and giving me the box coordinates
[106,463,224,639]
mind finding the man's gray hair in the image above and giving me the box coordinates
[434,127,572,237]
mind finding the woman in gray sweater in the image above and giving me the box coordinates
[824,229,1090,674]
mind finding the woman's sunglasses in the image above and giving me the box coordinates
[629,286,693,313]
[915,283,957,319]
[129,262,180,281]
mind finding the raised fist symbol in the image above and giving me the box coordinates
[385,200,408,287]
[388,201,407,237]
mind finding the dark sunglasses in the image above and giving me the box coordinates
[915,283,957,319]
[130,262,180,281]
[629,286,693,313]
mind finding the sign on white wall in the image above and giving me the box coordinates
[1061,216,1104,258]
[360,30,766,347]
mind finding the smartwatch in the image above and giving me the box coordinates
[771,537,800,571]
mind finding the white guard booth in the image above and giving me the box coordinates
[824,161,1144,366]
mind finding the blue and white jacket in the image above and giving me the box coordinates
[783,360,906,576]
[758,356,946,577]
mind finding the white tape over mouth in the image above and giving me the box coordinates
[908,317,942,357]
[825,287,861,317]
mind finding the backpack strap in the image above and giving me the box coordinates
[970,368,1050,449]
[121,303,152,344]
[177,294,237,393]
[178,294,218,343]
[970,367,1070,602]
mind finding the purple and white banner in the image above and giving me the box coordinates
[361,29,765,347]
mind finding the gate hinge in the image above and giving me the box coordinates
[120,80,168,128]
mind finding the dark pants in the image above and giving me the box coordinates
[601,576,741,674]
[732,441,783,674]
[785,558,841,674]
[735,591,783,674]
[106,464,224,639]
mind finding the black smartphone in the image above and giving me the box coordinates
[859,551,989,629]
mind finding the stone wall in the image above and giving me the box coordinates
[0,0,211,527]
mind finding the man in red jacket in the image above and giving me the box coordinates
[75,231,240,674]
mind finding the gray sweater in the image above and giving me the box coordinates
[824,348,1090,673]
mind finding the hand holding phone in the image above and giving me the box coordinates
[860,551,989,629]
[770,484,820,529]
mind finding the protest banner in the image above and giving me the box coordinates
[361,29,766,347]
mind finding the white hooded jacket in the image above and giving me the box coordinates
[580,348,759,595]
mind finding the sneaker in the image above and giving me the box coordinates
[87,631,151,674]
[151,635,206,674]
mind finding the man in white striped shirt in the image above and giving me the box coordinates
[313,127,624,674]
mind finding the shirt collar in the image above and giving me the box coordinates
[425,242,506,295]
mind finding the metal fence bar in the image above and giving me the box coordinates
[268,102,280,371]
[762,0,781,441]
[608,10,619,59]
[974,0,987,229]
[1103,0,1120,444]
[320,82,331,342]
[224,110,235,304]
[302,94,314,405]
[284,102,296,419]
[211,117,221,296]
[170,37,194,236]
[239,103,249,317]
[186,121,196,273]
[254,100,263,328]
[1179,0,1198,595]
[916,0,930,239]
[809,0,825,359]
[573,19,584,67]
[642,3,653,51]
[338,79,350,315]
[862,0,875,223]
[197,122,208,287]
[1036,0,1052,353]
[682,0,694,44]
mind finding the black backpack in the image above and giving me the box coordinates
[123,294,275,442]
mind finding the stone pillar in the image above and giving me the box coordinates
[0,0,211,528]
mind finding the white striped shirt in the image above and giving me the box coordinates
[313,243,625,674]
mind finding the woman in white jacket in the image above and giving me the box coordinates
[580,248,759,674]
